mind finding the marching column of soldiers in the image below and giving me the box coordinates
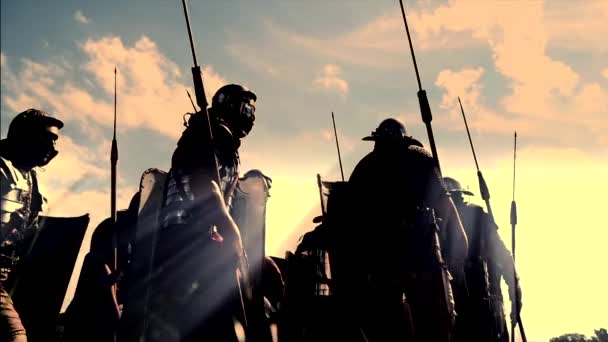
[1,108,524,342]
[1,4,524,342]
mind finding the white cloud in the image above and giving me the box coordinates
[314,64,349,95]
[73,10,90,24]
[80,36,228,137]
[1,35,229,140]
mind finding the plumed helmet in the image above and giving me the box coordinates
[210,84,257,138]
[362,118,406,141]
[7,108,64,141]
[443,177,474,196]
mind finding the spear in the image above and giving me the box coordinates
[458,97,494,219]
[181,0,221,185]
[111,67,119,342]
[186,89,197,113]
[510,132,527,342]
[398,2,453,339]
[180,0,250,331]
[331,112,345,181]
[398,0,441,173]
[111,67,118,271]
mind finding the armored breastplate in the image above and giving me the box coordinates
[1,157,41,274]
[160,162,239,229]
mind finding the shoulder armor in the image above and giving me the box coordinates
[407,145,434,163]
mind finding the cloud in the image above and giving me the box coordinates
[432,66,608,147]
[602,68,608,80]
[1,36,229,140]
[80,36,228,137]
[404,1,582,116]
[255,1,607,148]
[545,1,608,52]
[407,1,607,147]
[73,10,90,24]
[435,67,484,111]
[262,11,480,70]
[314,64,349,95]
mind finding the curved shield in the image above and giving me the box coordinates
[230,169,273,341]
[231,169,271,284]
[11,214,90,342]
[118,168,167,342]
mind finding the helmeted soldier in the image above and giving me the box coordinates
[145,84,257,342]
[443,176,521,342]
[345,118,468,342]
[0,108,63,342]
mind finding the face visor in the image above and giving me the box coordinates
[235,97,256,137]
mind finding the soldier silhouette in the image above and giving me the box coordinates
[345,118,468,342]
[444,177,521,342]
[144,84,258,342]
[1,109,63,342]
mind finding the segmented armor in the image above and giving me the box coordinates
[1,156,43,282]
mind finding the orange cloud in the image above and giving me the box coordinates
[2,36,229,140]
[435,67,484,111]
[267,1,608,148]
[545,1,608,52]
[314,64,349,95]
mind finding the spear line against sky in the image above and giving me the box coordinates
[1,1,607,341]
[111,66,118,273]
[331,111,345,182]
[511,131,527,342]
[399,0,441,172]
[458,96,495,220]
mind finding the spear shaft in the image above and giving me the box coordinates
[180,0,249,330]
[398,3,454,340]
[181,0,219,184]
[111,66,119,342]
[398,0,441,173]
[331,112,345,181]
[111,67,118,270]
[458,97,494,220]
[510,132,527,342]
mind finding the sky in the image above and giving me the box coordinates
[1,0,607,341]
